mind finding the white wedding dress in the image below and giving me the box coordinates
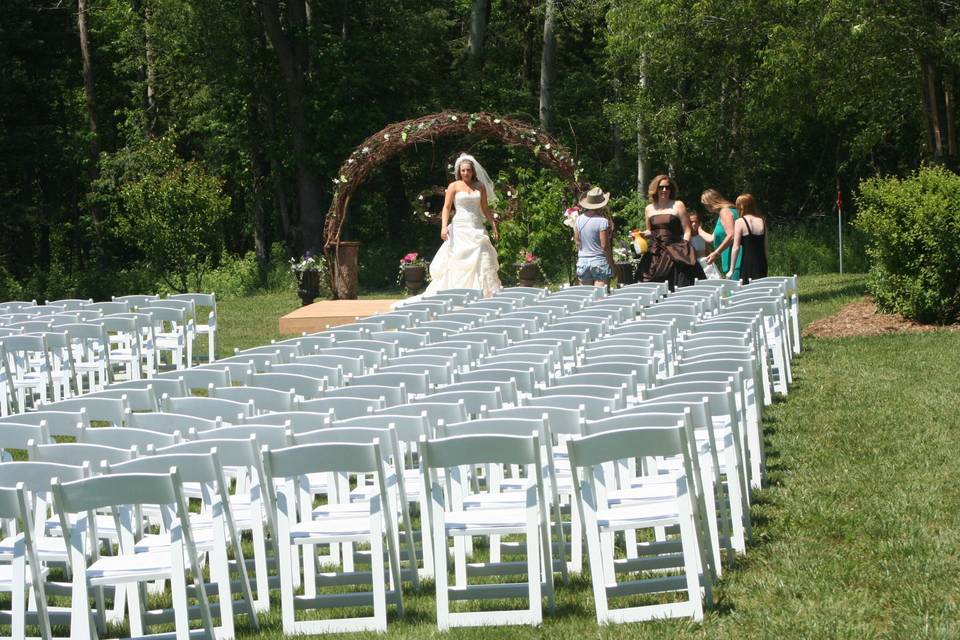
[422,190,502,297]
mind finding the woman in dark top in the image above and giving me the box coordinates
[728,193,768,284]
[638,174,705,289]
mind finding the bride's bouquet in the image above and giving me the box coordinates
[562,205,581,229]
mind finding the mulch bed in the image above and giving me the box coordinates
[804,297,960,338]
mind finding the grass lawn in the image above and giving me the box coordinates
[198,274,960,638]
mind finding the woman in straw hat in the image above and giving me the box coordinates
[637,174,705,289]
[574,186,616,287]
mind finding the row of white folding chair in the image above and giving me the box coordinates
[718,299,792,396]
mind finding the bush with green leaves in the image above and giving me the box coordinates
[90,135,230,293]
[856,165,960,324]
[495,168,578,285]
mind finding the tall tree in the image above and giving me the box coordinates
[467,0,490,70]
[259,0,324,252]
[539,0,557,131]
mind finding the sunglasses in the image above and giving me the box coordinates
[657,184,671,190]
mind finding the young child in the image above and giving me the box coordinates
[688,211,708,258]
[689,210,721,279]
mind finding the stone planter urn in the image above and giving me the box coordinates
[297,269,320,306]
[402,265,428,295]
[516,263,541,287]
[615,261,635,286]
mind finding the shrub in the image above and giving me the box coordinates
[855,165,960,324]
[496,168,577,285]
[197,243,294,299]
[90,134,230,293]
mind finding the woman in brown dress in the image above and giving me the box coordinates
[638,174,705,289]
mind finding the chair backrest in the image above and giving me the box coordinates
[376,401,467,429]
[323,384,405,406]
[0,421,50,451]
[126,410,222,435]
[86,301,131,315]
[404,344,472,368]
[194,424,291,450]
[85,387,158,412]
[33,441,137,466]
[377,362,454,386]
[250,370,328,398]
[524,393,617,420]
[163,395,253,423]
[45,396,126,427]
[459,367,536,394]
[295,353,365,376]
[274,334,336,354]
[351,371,429,395]
[316,346,384,368]
[421,388,502,415]
[299,395,383,419]
[110,377,188,400]
[233,344,298,363]
[254,411,331,432]
[158,366,233,391]
[0,409,88,437]
[333,412,429,444]
[336,339,398,359]
[476,359,551,386]
[574,360,656,389]
[112,294,160,309]
[79,425,180,450]
[369,330,428,350]
[209,385,295,414]
[217,353,278,373]
[488,405,582,438]
[441,416,546,441]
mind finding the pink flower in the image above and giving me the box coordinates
[402,252,418,263]
[564,205,581,217]
[524,252,535,263]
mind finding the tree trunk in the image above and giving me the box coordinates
[77,0,101,225]
[539,0,557,131]
[636,66,648,196]
[467,0,489,70]
[143,3,157,138]
[260,0,324,252]
[921,55,957,165]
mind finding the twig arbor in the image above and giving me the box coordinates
[323,110,586,298]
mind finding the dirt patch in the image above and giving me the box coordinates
[804,297,960,338]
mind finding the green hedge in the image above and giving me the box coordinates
[856,165,960,324]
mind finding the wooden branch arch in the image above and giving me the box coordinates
[323,111,593,296]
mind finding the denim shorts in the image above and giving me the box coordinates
[576,256,613,281]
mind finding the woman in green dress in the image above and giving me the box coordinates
[700,188,742,280]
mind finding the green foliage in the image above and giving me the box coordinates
[495,169,576,285]
[194,243,294,300]
[0,265,25,302]
[90,135,230,293]
[767,220,868,276]
[856,165,960,323]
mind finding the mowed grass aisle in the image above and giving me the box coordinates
[221,276,960,638]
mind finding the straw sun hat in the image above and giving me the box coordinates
[579,186,610,210]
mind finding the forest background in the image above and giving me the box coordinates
[1,0,957,299]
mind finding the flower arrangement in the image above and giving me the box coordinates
[515,249,542,283]
[289,250,326,275]
[397,252,430,286]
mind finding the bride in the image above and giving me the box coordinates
[422,153,502,297]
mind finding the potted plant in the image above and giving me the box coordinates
[515,250,542,287]
[398,252,430,295]
[613,240,635,285]
[289,251,329,306]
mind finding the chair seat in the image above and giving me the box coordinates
[444,507,530,535]
[135,521,215,554]
[289,516,373,542]
[595,500,681,532]
[0,565,39,589]
[46,513,118,539]
[0,535,68,563]
[88,552,173,584]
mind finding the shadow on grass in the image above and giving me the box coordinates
[799,281,868,305]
